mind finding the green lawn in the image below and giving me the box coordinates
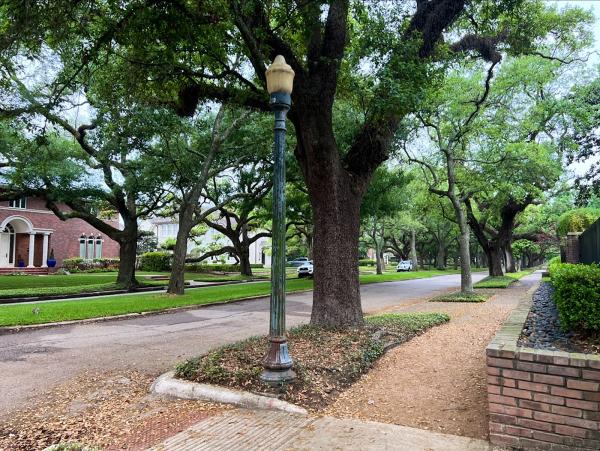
[359,269,463,284]
[474,269,535,289]
[0,279,313,326]
[0,268,480,327]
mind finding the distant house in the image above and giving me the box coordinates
[0,195,120,273]
[140,216,271,267]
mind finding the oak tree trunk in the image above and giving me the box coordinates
[308,165,364,328]
[168,205,195,295]
[410,229,418,271]
[239,242,252,277]
[505,246,517,273]
[435,245,446,270]
[116,223,139,290]
[488,245,504,277]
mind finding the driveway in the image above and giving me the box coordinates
[0,273,486,417]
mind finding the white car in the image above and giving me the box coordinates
[297,260,314,278]
[396,260,413,272]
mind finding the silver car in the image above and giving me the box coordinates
[297,260,314,278]
[396,260,413,272]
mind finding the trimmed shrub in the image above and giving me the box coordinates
[139,252,171,272]
[551,263,600,332]
[547,256,562,274]
[62,257,83,271]
[62,257,119,272]
[359,259,375,266]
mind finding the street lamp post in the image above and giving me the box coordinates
[261,55,296,385]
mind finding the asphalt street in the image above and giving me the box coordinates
[0,272,486,417]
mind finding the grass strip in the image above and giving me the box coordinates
[175,312,449,411]
[0,283,122,299]
[0,279,313,327]
[474,269,536,289]
[430,291,491,303]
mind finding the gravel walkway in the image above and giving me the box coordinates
[324,274,540,440]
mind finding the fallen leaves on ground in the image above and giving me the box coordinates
[0,370,227,451]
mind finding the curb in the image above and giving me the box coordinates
[0,289,314,335]
[151,371,308,415]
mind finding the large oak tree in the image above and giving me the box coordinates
[1,0,590,326]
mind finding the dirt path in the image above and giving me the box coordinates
[325,273,540,440]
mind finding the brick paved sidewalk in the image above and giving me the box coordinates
[147,408,500,451]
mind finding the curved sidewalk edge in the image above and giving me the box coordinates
[151,371,308,415]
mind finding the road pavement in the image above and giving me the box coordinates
[0,273,485,418]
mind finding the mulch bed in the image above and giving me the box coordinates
[518,282,600,354]
[175,313,449,411]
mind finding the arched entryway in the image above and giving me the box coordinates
[0,216,52,268]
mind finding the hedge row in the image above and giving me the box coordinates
[138,252,264,272]
[550,262,600,332]
[139,252,171,271]
[63,257,120,273]
[359,259,376,266]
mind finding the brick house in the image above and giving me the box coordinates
[0,195,120,273]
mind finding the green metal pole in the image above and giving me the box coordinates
[260,91,295,384]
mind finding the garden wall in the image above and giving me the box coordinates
[486,286,600,450]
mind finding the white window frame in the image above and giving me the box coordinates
[9,197,27,209]
[95,236,103,259]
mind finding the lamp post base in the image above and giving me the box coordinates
[259,367,297,386]
[260,337,295,385]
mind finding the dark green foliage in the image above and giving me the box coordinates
[359,259,376,266]
[137,231,158,254]
[139,252,171,272]
[551,263,600,332]
[556,208,600,236]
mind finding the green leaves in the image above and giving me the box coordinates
[551,263,600,332]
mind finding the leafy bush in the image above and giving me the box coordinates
[548,256,562,274]
[359,259,375,266]
[139,252,171,271]
[185,263,263,273]
[557,208,600,236]
[62,257,119,272]
[551,263,600,332]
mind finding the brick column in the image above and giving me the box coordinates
[566,233,581,264]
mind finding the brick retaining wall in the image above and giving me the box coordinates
[486,285,600,450]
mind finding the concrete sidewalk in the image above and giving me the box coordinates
[147,408,499,451]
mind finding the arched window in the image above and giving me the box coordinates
[87,236,94,260]
[79,235,86,259]
[95,236,103,259]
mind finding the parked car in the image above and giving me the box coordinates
[297,260,314,278]
[396,260,413,272]
[288,257,309,267]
